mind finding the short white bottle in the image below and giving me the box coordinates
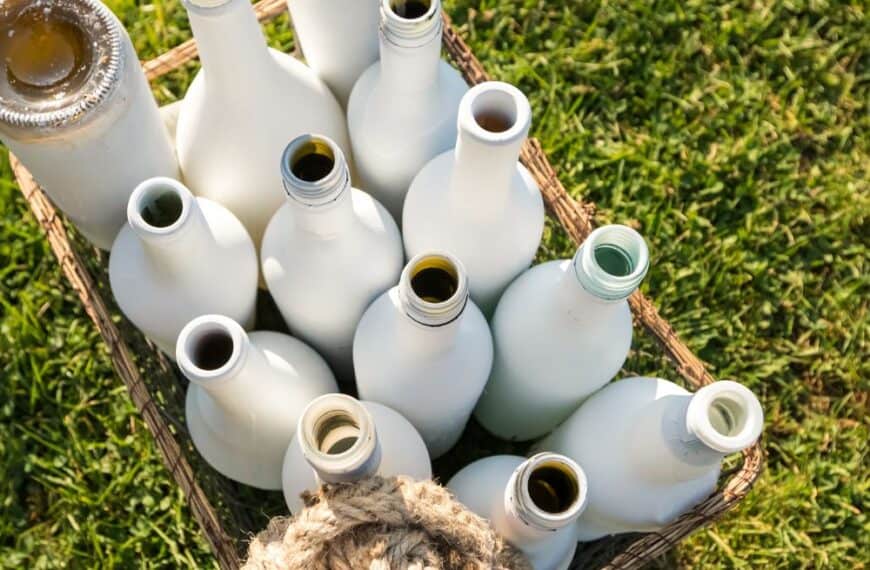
[354,251,493,458]
[474,225,649,441]
[448,453,588,570]
[109,177,258,356]
[261,134,403,382]
[0,0,179,250]
[282,393,431,513]
[537,377,764,540]
[347,0,468,221]
[179,315,338,490]
[287,0,381,107]
[403,81,544,316]
[176,0,350,248]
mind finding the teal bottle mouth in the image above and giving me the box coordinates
[573,225,650,301]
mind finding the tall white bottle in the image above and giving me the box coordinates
[109,178,258,356]
[474,225,650,441]
[261,135,403,382]
[282,393,431,513]
[403,81,544,315]
[176,0,350,247]
[287,0,380,107]
[0,0,178,250]
[179,315,338,490]
[354,252,493,458]
[347,0,468,221]
[538,378,764,540]
[448,453,588,570]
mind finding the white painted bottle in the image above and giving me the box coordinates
[354,252,493,458]
[347,0,468,221]
[287,0,380,107]
[537,378,764,540]
[176,0,350,248]
[109,178,257,356]
[261,135,403,382]
[0,0,179,250]
[282,393,431,513]
[448,453,588,570]
[403,81,544,316]
[179,315,338,490]
[474,225,649,441]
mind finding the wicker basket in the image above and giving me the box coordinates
[9,1,764,567]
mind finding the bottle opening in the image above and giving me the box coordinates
[139,186,184,229]
[191,330,235,371]
[471,89,518,134]
[315,412,361,455]
[390,0,431,19]
[708,397,748,437]
[410,259,458,303]
[527,462,580,515]
[290,140,336,183]
[594,244,634,277]
[1,6,93,98]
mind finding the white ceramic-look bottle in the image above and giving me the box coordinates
[109,178,257,356]
[287,0,380,107]
[282,393,431,513]
[403,81,544,316]
[261,135,403,382]
[176,0,350,248]
[474,225,650,441]
[0,0,178,250]
[448,453,588,570]
[354,252,493,458]
[179,315,338,490]
[538,378,763,540]
[347,0,468,221]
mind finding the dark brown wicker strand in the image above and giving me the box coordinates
[10,4,764,569]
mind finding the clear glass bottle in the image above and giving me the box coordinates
[354,251,493,458]
[448,453,588,570]
[261,134,403,383]
[347,0,468,221]
[178,315,338,490]
[537,378,763,540]
[281,393,431,513]
[475,225,649,441]
[0,0,179,250]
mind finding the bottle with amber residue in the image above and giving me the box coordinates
[353,251,493,458]
[447,453,588,570]
[261,134,403,384]
[0,0,178,250]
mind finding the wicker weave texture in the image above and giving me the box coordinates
[9,3,763,569]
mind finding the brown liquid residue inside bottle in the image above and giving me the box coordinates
[527,464,579,514]
[474,110,514,133]
[292,153,336,183]
[2,7,92,97]
[411,267,457,303]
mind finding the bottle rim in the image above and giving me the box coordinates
[280,134,350,208]
[398,251,470,327]
[507,452,588,531]
[458,81,532,146]
[379,0,442,49]
[573,224,650,301]
[176,315,249,386]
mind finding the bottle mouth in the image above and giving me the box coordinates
[128,177,193,238]
[573,224,649,301]
[459,82,532,144]
[686,381,764,454]
[509,452,588,531]
[280,134,350,207]
[379,0,441,48]
[0,0,122,135]
[398,252,469,327]
[298,394,381,483]
[176,315,247,384]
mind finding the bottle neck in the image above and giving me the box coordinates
[378,0,443,91]
[127,177,214,272]
[501,453,588,549]
[570,224,650,302]
[298,395,382,484]
[289,191,357,236]
[184,0,273,89]
[449,82,531,208]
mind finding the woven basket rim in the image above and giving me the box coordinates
[9,1,764,568]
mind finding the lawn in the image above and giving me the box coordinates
[1,0,867,567]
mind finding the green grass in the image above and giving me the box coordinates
[1,0,867,567]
